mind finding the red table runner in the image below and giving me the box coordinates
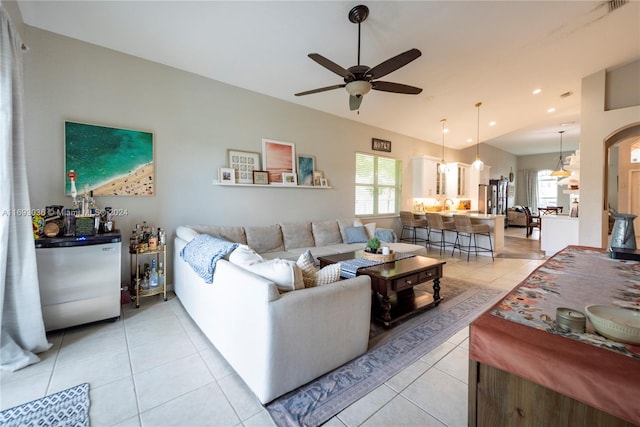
[469,246,640,425]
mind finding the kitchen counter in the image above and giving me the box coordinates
[540,215,579,256]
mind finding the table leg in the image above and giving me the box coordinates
[433,277,442,305]
[381,295,392,322]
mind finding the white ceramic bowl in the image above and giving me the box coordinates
[584,305,640,345]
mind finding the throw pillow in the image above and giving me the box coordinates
[228,244,264,266]
[344,226,368,244]
[315,263,342,286]
[244,259,304,292]
[296,250,318,287]
[354,220,376,239]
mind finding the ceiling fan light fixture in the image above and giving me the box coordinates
[472,102,485,171]
[345,80,372,97]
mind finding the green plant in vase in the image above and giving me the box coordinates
[366,237,381,254]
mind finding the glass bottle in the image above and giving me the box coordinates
[149,259,159,287]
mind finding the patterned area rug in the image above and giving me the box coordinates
[0,383,90,427]
[266,278,504,427]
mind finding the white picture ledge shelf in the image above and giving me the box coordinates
[213,181,331,189]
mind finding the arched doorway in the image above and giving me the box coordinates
[603,122,640,247]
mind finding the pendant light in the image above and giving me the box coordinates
[550,130,570,177]
[472,102,484,171]
[438,118,449,173]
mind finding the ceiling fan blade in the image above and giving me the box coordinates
[295,84,345,96]
[367,48,422,80]
[372,81,422,95]
[349,95,363,111]
[308,53,355,80]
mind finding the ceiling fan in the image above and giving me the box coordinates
[295,4,423,111]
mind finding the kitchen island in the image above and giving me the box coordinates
[414,211,504,256]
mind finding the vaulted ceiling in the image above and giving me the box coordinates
[16,1,640,155]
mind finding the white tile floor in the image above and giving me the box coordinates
[1,240,545,427]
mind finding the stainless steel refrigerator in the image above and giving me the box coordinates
[478,184,497,214]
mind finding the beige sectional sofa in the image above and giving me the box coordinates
[173,219,427,403]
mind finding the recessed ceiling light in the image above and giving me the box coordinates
[466,138,473,143]
[489,121,496,126]
[547,107,556,113]
[533,88,542,95]
[443,128,449,134]
[560,121,575,126]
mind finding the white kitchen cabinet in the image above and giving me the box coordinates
[412,156,439,198]
[444,162,470,197]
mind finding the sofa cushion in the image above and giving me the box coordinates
[280,222,315,250]
[187,225,247,244]
[345,226,369,244]
[228,244,265,266]
[245,225,284,253]
[243,259,304,292]
[375,228,397,243]
[315,263,342,286]
[337,218,355,243]
[312,220,343,246]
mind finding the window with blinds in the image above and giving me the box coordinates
[355,152,402,215]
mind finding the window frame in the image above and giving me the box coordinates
[355,152,402,217]
[537,169,558,208]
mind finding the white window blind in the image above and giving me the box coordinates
[355,153,401,215]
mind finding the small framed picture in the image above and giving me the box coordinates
[319,178,328,187]
[282,172,297,186]
[253,170,269,185]
[219,167,235,184]
[313,170,324,186]
[228,149,260,184]
[297,155,315,186]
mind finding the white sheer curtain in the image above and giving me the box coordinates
[520,169,539,213]
[1,5,51,371]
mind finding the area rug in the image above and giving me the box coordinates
[266,278,505,427]
[0,383,90,427]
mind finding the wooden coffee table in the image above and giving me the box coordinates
[318,251,445,327]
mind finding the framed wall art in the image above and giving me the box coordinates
[253,170,269,185]
[282,172,297,186]
[262,139,295,184]
[228,149,260,184]
[372,138,392,153]
[65,121,154,196]
[297,155,315,186]
[219,167,236,184]
[313,170,324,186]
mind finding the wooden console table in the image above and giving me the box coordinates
[318,252,445,327]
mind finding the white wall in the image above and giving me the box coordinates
[580,67,640,248]
[23,26,454,284]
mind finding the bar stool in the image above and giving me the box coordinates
[399,211,429,245]
[451,214,494,261]
[426,212,455,255]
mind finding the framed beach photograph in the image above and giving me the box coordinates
[297,155,315,186]
[228,149,260,184]
[262,139,295,184]
[282,172,297,186]
[64,121,154,196]
[219,167,236,184]
[253,170,269,185]
[313,170,324,186]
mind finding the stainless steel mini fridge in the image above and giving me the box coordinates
[35,232,122,331]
